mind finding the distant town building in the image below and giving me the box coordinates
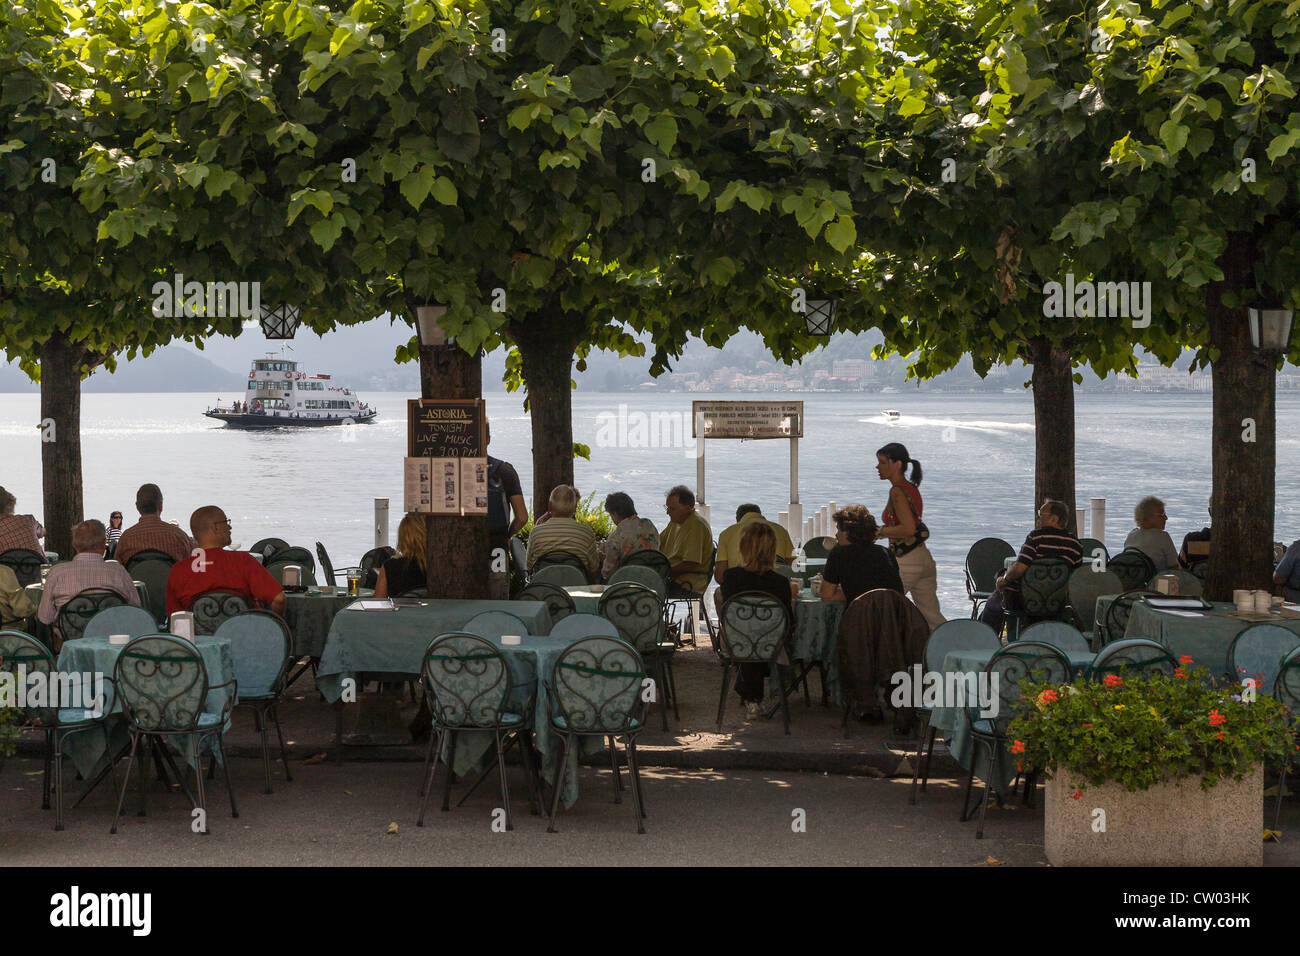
[832,359,874,380]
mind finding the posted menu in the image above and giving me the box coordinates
[404,456,487,515]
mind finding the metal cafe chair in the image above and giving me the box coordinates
[217,610,295,794]
[717,591,792,734]
[607,564,667,597]
[1004,556,1073,640]
[1227,624,1300,692]
[83,605,158,641]
[600,582,675,731]
[190,591,251,636]
[802,536,835,560]
[1078,537,1109,564]
[1066,565,1123,648]
[249,538,292,563]
[124,550,175,625]
[1108,548,1155,592]
[517,582,576,624]
[0,630,116,830]
[545,636,649,833]
[1090,639,1177,681]
[1270,649,1300,830]
[110,635,238,834]
[463,610,530,640]
[57,589,128,648]
[358,546,395,589]
[665,545,715,648]
[963,641,1071,839]
[315,541,363,588]
[1102,589,1161,647]
[0,547,45,587]
[1020,620,1091,655]
[963,537,1015,619]
[549,613,620,640]
[909,619,1000,805]
[417,633,540,831]
[620,548,671,584]
[531,564,587,589]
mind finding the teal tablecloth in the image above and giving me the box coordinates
[791,592,844,704]
[439,633,604,809]
[316,600,554,702]
[1116,600,1300,677]
[55,634,236,778]
[283,588,373,658]
[562,586,606,616]
[929,647,1093,801]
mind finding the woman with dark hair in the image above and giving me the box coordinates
[818,505,904,604]
[106,511,124,557]
[874,442,944,629]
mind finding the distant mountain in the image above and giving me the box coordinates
[0,346,244,393]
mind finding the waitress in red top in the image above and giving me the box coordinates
[874,442,944,629]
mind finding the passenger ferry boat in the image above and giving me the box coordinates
[203,354,377,428]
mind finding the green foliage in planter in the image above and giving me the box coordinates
[516,491,615,545]
[1008,665,1297,793]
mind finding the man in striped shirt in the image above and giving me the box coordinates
[525,484,599,580]
[114,483,195,566]
[979,499,1083,634]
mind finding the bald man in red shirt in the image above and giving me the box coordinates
[166,505,286,616]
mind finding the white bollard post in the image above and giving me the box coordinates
[1075,507,1086,536]
[374,498,390,549]
[1090,497,1106,545]
[778,511,789,534]
[827,501,836,522]
[804,518,813,543]
[820,505,830,534]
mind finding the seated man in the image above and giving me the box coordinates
[165,506,285,616]
[0,485,44,555]
[600,492,659,581]
[714,504,794,584]
[1123,495,1179,571]
[0,562,37,629]
[38,520,142,643]
[524,484,599,580]
[1274,540,1300,603]
[979,499,1082,634]
[115,482,195,566]
[1179,499,1212,570]
[660,484,713,597]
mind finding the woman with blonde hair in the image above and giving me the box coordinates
[373,513,428,598]
[719,521,796,719]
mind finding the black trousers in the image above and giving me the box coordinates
[979,589,1021,633]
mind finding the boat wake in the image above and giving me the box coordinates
[860,414,1034,435]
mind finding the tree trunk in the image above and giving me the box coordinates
[1206,231,1275,603]
[509,310,588,515]
[1028,338,1077,533]
[418,341,489,599]
[39,332,87,560]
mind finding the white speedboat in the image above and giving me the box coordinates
[882,408,901,421]
[204,354,377,428]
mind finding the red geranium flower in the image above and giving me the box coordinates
[1010,740,1026,754]
[1180,655,1194,664]
[1069,789,1082,800]
[1174,668,1188,679]
[1103,674,1123,687]
[1216,731,1226,741]
[1081,722,1092,728]
[1039,689,1059,704]
[1209,709,1226,726]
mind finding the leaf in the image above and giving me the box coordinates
[1158,119,1188,155]
[386,822,399,834]
[400,166,436,209]
[824,216,856,253]
[430,176,457,205]
[643,114,678,153]
[309,212,344,251]
[1264,829,1282,842]
[572,442,591,460]
[569,65,614,101]
[1266,128,1300,162]
[984,855,1007,866]
[898,93,926,117]
[303,753,327,765]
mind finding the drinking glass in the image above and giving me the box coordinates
[347,572,361,596]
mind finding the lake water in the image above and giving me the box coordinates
[2,390,1298,620]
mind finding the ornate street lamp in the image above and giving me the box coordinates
[1248,307,1294,353]
[803,297,838,336]
[259,303,301,339]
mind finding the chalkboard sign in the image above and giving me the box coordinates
[407,399,486,458]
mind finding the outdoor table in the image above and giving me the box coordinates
[928,647,1093,802]
[562,585,607,616]
[1105,599,1300,677]
[789,557,827,586]
[438,633,603,809]
[791,590,845,705]
[283,587,374,659]
[55,634,236,779]
[316,599,555,760]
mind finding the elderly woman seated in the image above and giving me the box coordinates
[1123,495,1179,572]
[819,505,904,604]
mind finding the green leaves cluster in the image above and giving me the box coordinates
[1009,667,1296,794]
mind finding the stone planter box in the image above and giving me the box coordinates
[1044,765,1263,867]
